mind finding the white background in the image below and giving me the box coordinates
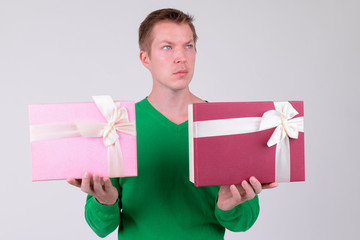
[1,0,359,239]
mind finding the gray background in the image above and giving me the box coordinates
[1,0,359,239]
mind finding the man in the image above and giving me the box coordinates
[68,8,277,239]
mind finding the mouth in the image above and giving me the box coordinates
[173,69,189,76]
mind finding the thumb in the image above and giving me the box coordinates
[67,178,82,188]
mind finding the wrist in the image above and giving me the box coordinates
[96,197,117,206]
[217,202,236,211]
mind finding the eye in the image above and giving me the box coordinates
[163,45,171,50]
[185,44,193,49]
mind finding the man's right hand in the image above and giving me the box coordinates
[67,172,118,206]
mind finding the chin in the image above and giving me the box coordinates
[172,80,192,91]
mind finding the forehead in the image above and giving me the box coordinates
[151,21,194,44]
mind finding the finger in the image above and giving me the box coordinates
[67,178,82,188]
[100,177,105,187]
[230,184,242,203]
[262,182,279,189]
[81,172,94,195]
[103,177,114,191]
[93,174,105,195]
[249,177,262,195]
[241,180,256,200]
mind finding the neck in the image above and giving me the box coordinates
[147,87,204,124]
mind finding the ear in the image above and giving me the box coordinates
[139,50,151,70]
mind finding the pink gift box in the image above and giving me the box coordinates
[29,97,137,181]
[188,101,305,187]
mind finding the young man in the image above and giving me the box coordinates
[68,8,277,239]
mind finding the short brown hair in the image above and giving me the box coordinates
[138,8,198,54]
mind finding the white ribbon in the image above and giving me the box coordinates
[193,102,304,182]
[91,96,134,177]
[259,102,304,182]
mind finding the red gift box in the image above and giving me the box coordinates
[188,101,305,187]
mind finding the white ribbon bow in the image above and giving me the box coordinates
[260,102,304,147]
[94,96,132,147]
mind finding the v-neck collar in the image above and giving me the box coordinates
[139,97,188,130]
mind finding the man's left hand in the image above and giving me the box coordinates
[217,176,278,211]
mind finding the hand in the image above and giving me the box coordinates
[217,176,278,211]
[67,172,118,206]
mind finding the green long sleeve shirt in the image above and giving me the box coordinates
[85,98,260,239]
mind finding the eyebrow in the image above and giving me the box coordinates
[158,40,194,45]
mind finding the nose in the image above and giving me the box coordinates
[174,49,186,63]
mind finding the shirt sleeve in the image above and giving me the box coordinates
[214,195,260,232]
[84,178,122,238]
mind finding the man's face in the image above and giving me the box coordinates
[141,21,196,93]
